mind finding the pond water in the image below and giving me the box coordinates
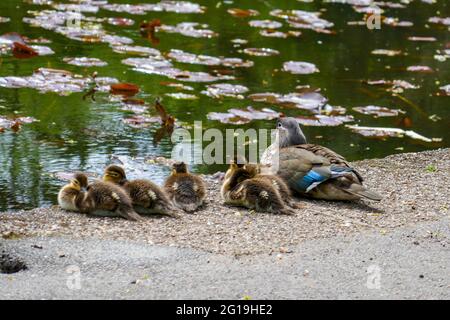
[0,0,448,211]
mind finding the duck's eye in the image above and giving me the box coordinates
[277,122,282,128]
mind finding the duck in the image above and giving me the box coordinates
[221,161,295,215]
[103,165,180,218]
[243,163,302,209]
[164,162,206,213]
[58,172,142,221]
[261,117,382,201]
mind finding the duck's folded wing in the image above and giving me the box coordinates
[295,144,364,182]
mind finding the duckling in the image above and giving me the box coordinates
[244,163,302,209]
[103,165,180,218]
[58,172,88,212]
[164,162,206,213]
[58,172,142,221]
[221,162,295,215]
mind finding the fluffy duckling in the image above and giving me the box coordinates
[221,162,295,215]
[103,165,180,218]
[58,172,88,212]
[164,162,206,213]
[244,163,302,209]
[58,172,142,221]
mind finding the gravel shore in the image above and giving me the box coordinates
[1,149,449,256]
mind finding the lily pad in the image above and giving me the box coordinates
[282,61,319,74]
[428,17,450,26]
[353,105,404,117]
[157,22,217,38]
[295,114,353,126]
[406,65,434,73]
[63,57,108,67]
[371,49,403,56]
[248,20,282,29]
[101,1,205,14]
[167,49,253,68]
[407,36,437,42]
[270,9,334,33]
[201,83,249,99]
[0,68,118,95]
[165,92,198,100]
[346,125,438,142]
[243,48,279,57]
[107,17,135,26]
[207,107,281,124]
[123,57,233,82]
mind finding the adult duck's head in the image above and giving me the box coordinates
[276,117,307,147]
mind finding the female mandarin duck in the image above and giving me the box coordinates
[261,117,382,201]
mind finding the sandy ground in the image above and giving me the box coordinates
[1,149,449,256]
[0,149,449,299]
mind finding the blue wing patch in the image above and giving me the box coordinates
[295,170,327,192]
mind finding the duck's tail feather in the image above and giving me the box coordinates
[117,206,143,221]
[346,184,382,201]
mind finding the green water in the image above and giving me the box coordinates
[0,0,448,211]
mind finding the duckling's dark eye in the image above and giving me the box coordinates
[277,122,282,128]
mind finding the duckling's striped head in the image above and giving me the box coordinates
[172,162,188,174]
[103,165,127,185]
[71,172,88,190]
[276,117,307,147]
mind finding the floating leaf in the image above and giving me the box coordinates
[112,44,161,57]
[243,48,279,57]
[227,8,259,18]
[102,1,205,14]
[248,20,282,29]
[259,29,301,38]
[110,83,140,96]
[439,84,450,96]
[428,17,450,26]
[406,65,433,73]
[282,61,319,74]
[0,68,118,95]
[157,22,217,38]
[270,9,334,33]
[165,92,198,100]
[108,17,135,26]
[353,105,404,117]
[201,83,249,99]
[160,82,194,91]
[123,57,233,82]
[231,38,248,45]
[0,116,37,132]
[12,42,38,58]
[208,107,281,124]
[346,125,436,142]
[63,57,107,67]
[295,114,353,126]
[371,49,403,56]
[408,36,437,42]
[167,49,253,68]
[249,91,328,111]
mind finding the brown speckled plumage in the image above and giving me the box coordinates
[164,162,206,213]
[103,165,179,217]
[221,163,295,215]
